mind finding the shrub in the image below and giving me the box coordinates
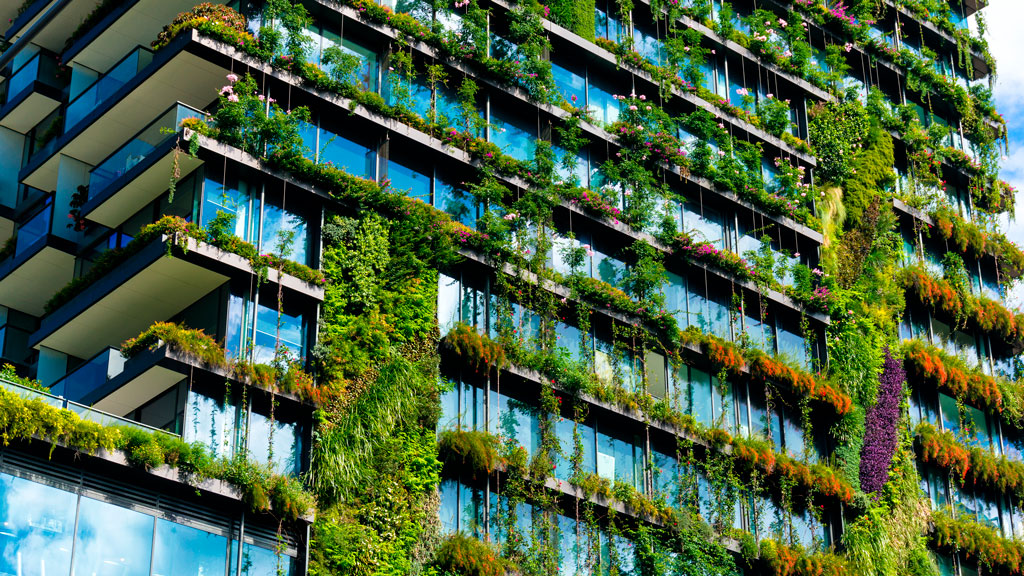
[431,533,515,576]
[152,3,248,50]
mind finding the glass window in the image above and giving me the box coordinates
[652,448,678,500]
[336,37,378,92]
[388,158,430,202]
[247,408,302,475]
[939,392,960,435]
[184,389,239,459]
[230,540,292,576]
[776,317,807,369]
[0,473,76,576]
[251,296,305,364]
[588,73,619,125]
[558,514,581,576]
[665,271,688,330]
[74,497,154,576]
[152,519,228,576]
[686,367,714,426]
[647,351,667,399]
[202,175,260,243]
[965,403,994,453]
[553,417,576,482]
[317,130,375,178]
[439,479,458,534]
[261,201,309,266]
[434,179,477,229]
[551,60,586,106]
[683,200,725,249]
[497,393,539,455]
[597,428,640,489]
[707,289,731,340]
[488,108,535,162]
[437,273,460,335]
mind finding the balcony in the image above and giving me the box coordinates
[48,346,125,403]
[83,342,312,426]
[82,102,205,228]
[63,0,231,76]
[0,50,63,133]
[30,234,324,361]
[5,0,107,54]
[0,200,75,316]
[19,31,230,194]
[64,47,153,133]
[0,374,173,436]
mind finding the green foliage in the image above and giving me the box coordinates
[152,3,247,50]
[548,0,596,41]
[309,385,442,575]
[0,385,313,519]
[121,321,225,365]
[431,533,516,576]
[843,124,895,227]
[437,429,503,476]
[808,98,870,185]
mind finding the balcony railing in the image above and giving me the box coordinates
[49,346,125,402]
[12,200,52,257]
[88,102,204,196]
[64,46,153,133]
[0,375,174,436]
[3,51,61,105]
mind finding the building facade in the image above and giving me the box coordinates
[0,0,1017,574]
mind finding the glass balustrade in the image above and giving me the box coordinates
[89,103,204,196]
[64,47,153,133]
[48,347,126,402]
[0,374,172,436]
[4,52,61,106]
[13,202,52,257]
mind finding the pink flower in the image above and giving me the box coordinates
[227,94,239,102]
[226,73,239,82]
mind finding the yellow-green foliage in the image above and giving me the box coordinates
[438,428,504,475]
[432,533,517,576]
[844,125,895,227]
[0,386,313,520]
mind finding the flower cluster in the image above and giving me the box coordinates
[859,346,904,494]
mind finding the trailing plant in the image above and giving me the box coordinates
[931,511,1024,575]
[441,323,508,372]
[901,264,1024,346]
[437,428,504,476]
[431,532,517,576]
[902,340,1009,418]
[121,321,225,365]
[917,422,1024,501]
